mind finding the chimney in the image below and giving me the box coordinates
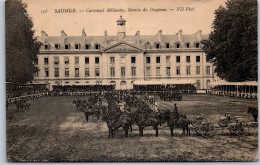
[104,30,108,44]
[196,30,202,41]
[177,29,183,43]
[41,31,48,41]
[61,30,67,37]
[157,30,162,43]
[82,28,86,37]
[135,31,140,44]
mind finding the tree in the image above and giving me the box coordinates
[202,0,257,82]
[5,0,40,85]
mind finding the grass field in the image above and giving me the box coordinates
[6,94,258,162]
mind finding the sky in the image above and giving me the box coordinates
[23,0,227,37]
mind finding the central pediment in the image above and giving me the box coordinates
[101,41,144,53]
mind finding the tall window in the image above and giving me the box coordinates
[110,67,115,77]
[186,56,190,63]
[166,67,171,76]
[121,57,126,64]
[55,44,60,50]
[206,66,211,75]
[35,58,38,65]
[156,56,160,63]
[95,57,99,64]
[196,66,200,75]
[146,57,150,64]
[54,68,59,77]
[64,57,69,64]
[45,68,49,77]
[95,68,100,76]
[54,57,59,65]
[176,56,180,63]
[65,68,69,77]
[85,44,90,49]
[196,56,200,62]
[110,57,115,64]
[146,67,151,76]
[75,68,79,77]
[44,58,49,65]
[166,56,170,63]
[75,57,79,65]
[75,44,79,49]
[131,57,136,64]
[195,43,200,48]
[186,66,190,75]
[44,45,49,50]
[176,67,180,75]
[65,44,69,49]
[166,43,170,48]
[176,43,180,48]
[85,68,89,77]
[197,80,201,89]
[155,43,160,49]
[121,67,125,77]
[85,57,89,64]
[131,67,136,76]
[156,67,160,76]
[206,80,211,88]
[186,43,190,48]
[95,44,100,49]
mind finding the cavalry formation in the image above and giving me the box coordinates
[73,91,258,138]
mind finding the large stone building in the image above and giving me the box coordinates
[35,16,216,90]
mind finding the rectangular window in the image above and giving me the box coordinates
[110,67,115,77]
[186,43,190,48]
[166,56,170,63]
[121,57,126,64]
[186,56,190,63]
[196,56,200,62]
[44,58,48,65]
[55,44,59,50]
[176,67,180,75]
[65,44,69,49]
[95,44,100,49]
[131,67,136,76]
[166,67,171,76]
[75,57,79,65]
[64,57,69,64]
[196,66,201,75]
[85,57,89,64]
[131,57,136,64]
[195,43,200,48]
[110,57,115,64]
[85,44,90,49]
[35,58,38,65]
[45,68,49,77]
[85,68,89,77]
[54,68,59,77]
[186,66,190,75]
[95,68,100,76]
[146,67,151,76]
[206,66,211,75]
[176,43,180,48]
[65,68,69,77]
[44,45,49,50]
[95,57,99,64]
[156,67,160,76]
[75,68,79,77]
[54,57,59,65]
[146,57,150,64]
[121,67,125,77]
[75,44,79,49]
[156,56,160,63]
[176,56,180,63]
[166,43,170,48]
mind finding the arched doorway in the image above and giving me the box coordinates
[120,81,126,90]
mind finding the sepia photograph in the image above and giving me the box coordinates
[5,0,258,162]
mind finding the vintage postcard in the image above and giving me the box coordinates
[5,0,258,162]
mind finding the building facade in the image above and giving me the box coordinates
[34,16,216,90]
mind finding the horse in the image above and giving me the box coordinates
[248,107,258,122]
[83,106,101,122]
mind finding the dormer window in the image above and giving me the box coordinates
[166,43,170,48]
[54,44,60,50]
[95,44,100,49]
[44,45,49,50]
[176,43,180,48]
[75,44,80,49]
[144,42,151,49]
[195,43,200,48]
[85,44,90,49]
[155,43,160,49]
[186,43,190,48]
[65,44,70,50]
